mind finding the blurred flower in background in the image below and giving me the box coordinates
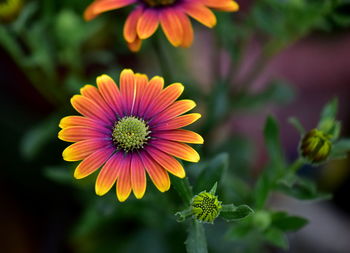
[84,0,239,51]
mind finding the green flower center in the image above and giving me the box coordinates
[112,116,150,152]
[142,0,176,7]
[191,192,222,223]
[300,128,332,163]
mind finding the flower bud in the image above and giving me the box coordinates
[300,129,332,163]
[0,0,23,23]
[191,191,222,224]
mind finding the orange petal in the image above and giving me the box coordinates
[62,139,109,161]
[127,37,143,52]
[120,69,136,114]
[183,2,217,28]
[176,10,194,48]
[140,152,170,192]
[138,76,164,117]
[133,73,149,115]
[95,152,124,196]
[124,7,143,43]
[203,0,239,11]
[146,146,185,178]
[80,85,116,122]
[71,95,111,124]
[74,147,114,179]
[144,82,184,119]
[150,99,196,125]
[153,113,201,130]
[130,153,146,199]
[58,126,109,142]
[137,9,159,39]
[116,154,132,202]
[160,9,183,47]
[59,116,108,129]
[96,74,124,117]
[154,129,204,144]
[84,0,136,21]
[151,139,200,162]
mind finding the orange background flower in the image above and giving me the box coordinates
[84,0,239,51]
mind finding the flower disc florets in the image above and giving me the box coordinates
[113,116,150,152]
[191,191,222,223]
[300,128,332,163]
[143,0,176,7]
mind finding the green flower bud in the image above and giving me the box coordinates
[252,210,271,231]
[300,129,332,163]
[191,191,222,224]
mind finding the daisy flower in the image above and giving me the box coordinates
[58,69,203,202]
[84,0,239,51]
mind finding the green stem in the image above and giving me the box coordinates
[151,35,173,82]
[185,220,208,253]
[233,44,275,97]
[171,176,193,204]
[288,157,304,174]
[175,207,193,222]
[225,31,253,87]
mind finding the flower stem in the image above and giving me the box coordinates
[152,35,173,83]
[288,157,304,174]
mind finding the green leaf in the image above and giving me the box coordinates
[264,116,285,174]
[317,98,339,134]
[44,166,74,185]
[12,1,39,34]
[331,13,350,27]
[171,176,193,204]
[263,227,289,250]
[20,115,59,160]
[288,117,305,135]
[271,212,308,232]
[254,172,271,209]
[185,220,208,253]
[209,182,218,195]
[330,139,350,159]
[232,80,295,109]
[220,204,254,222]
[194,153,228,193]
[205,82,230,130]
[277,176,332,201]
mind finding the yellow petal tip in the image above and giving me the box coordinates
[95,188,107,196]
[97,74,112,83]
[80,84,93,94]
[117,195,128,202]
[134,193,145,199]
[73,171,83,179]
[121,69,134,75]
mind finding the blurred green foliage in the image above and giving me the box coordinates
[1,0,350,252]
